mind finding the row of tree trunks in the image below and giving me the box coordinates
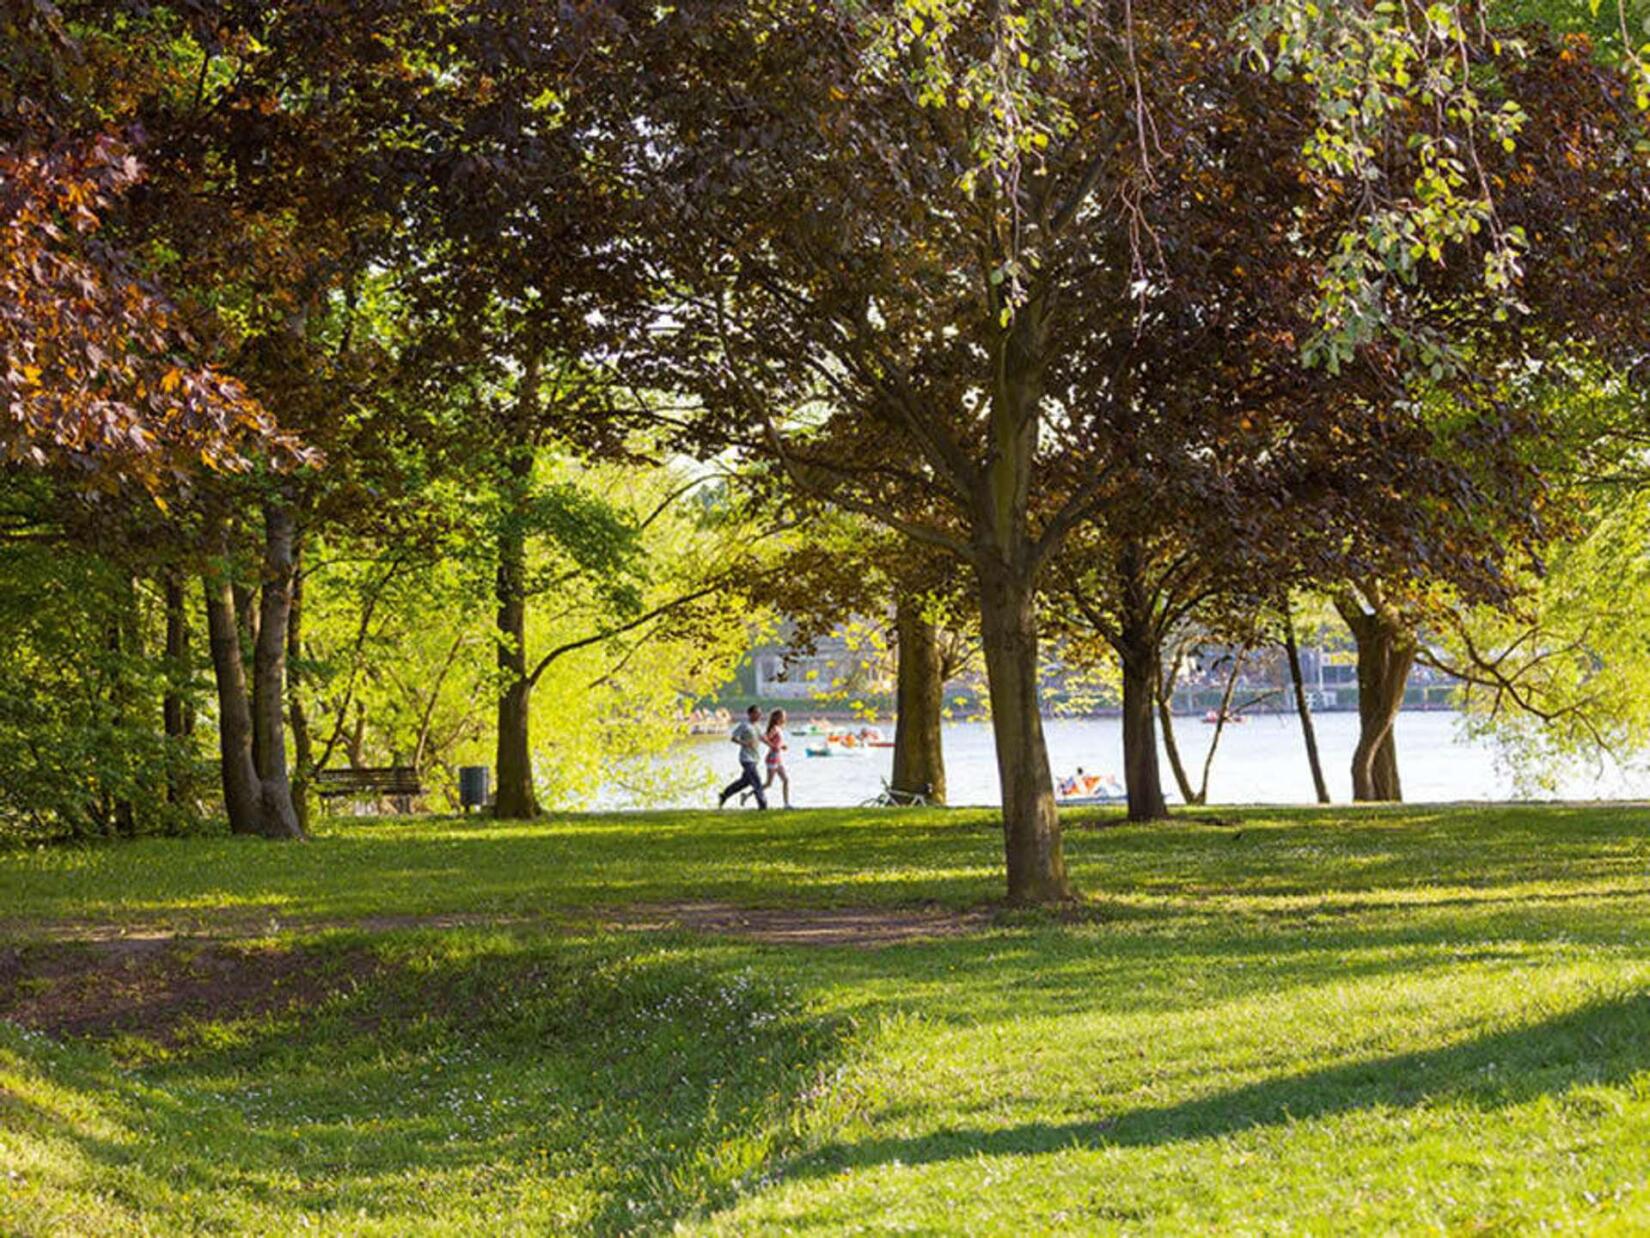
[890,599,948,805]
[202,504,305,839]
[1152,646,1241,811]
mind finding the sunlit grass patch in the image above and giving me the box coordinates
[3,803,1650,1232]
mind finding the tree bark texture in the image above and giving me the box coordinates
[891,599,947,804]
[251,500,304,838]
[1339,592,1416,803]
[969,303,1072,902]
[493,445,538,819]
[975,559,1071,903]
[204,565,263,835]
[233,580,261,772]
[287,544,314,834]
[1115,544,1168,821]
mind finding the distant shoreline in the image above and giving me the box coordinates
[692,702,1462,727]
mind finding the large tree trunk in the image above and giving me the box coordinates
[204,563,263,835]
[1283,605,1331,804]
[493,444,538,819]
[1338,589,1415,803]
[251,500,304,838]
[163,570,193,807]
[891,599,947,804]
[1119,639,1168,821]
[975,560,1070,903]
[287,543,314,835]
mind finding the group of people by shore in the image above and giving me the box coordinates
[716,704,1125,810]
[717,705,792,810]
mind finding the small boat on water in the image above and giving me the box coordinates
[1202,709,1247,725]
[684,707,733,735]
[1056,770,1123,805]
[805,726,886,757]
[805,740,863,758]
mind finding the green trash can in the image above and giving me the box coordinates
[458,766,490,812]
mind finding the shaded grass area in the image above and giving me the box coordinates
[2,932,851,1235]
[3,803,1650,1232]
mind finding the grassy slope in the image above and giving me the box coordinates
[1,803,1648,1234]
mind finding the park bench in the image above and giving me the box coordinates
[313,765,422,814]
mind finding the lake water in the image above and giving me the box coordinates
[616,711,1650,809]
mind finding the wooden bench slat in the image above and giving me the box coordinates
[314,766,422,797]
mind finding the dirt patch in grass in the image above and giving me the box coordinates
[596,901,992,947]
[11,903,996,950]
[0,939,380,1044]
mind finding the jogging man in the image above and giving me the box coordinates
[717,704,768,809]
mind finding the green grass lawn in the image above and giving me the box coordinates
[3,803,1649,1233]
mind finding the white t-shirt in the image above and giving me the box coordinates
[731,719,760,764]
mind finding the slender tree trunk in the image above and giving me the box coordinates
[1194,650,1244,804]
[493,443,538,819]
[1283,605,1331,804]
[1338,590,1416,803]
[163,570,193,806]
[346,702,367,769]
[1114,542,1168,822]
[1155,649,1197,805]
[105,575,139,836]
[233,579,261,773]
[891,599,947,804]
[250,500,304,838]
[412,633,466,771]
[287,544,314,834]
[975,559,1070,903]
[204,561,263,835]
[346,703,366,772]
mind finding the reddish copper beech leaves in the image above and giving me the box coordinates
[1,130,305,493]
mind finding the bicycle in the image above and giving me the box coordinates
[860,778,933,808]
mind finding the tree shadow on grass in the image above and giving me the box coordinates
[785,990,1650,1177]
[2,936,855,1235]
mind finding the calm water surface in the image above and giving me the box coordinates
[615,711,1650,809]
